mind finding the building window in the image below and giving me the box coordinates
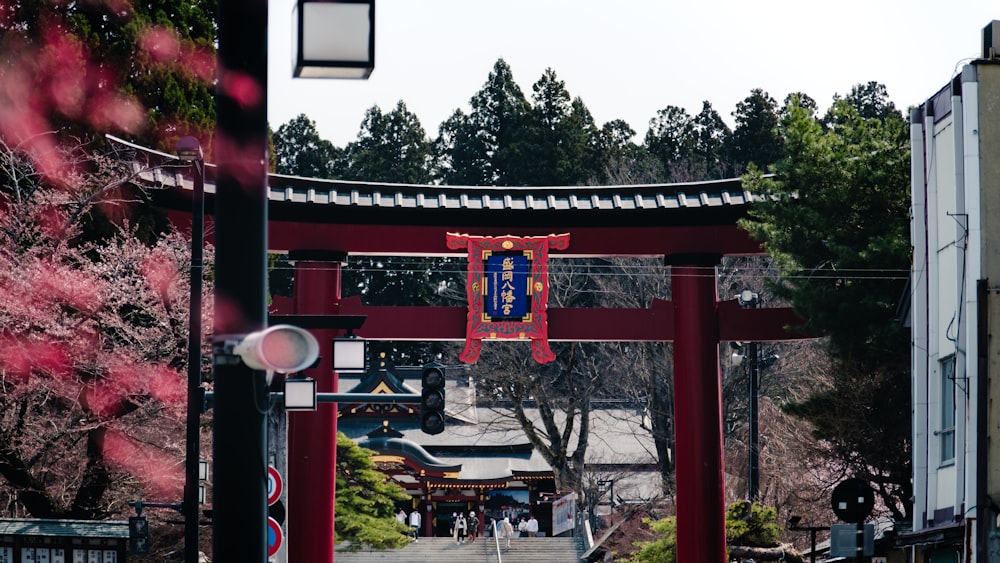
[940,356,956,464]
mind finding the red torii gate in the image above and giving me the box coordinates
[143,160,808,563]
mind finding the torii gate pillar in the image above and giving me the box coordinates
[670,256,727,562]
[287,251,345,563]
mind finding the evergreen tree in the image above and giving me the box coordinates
[781,92,818,118]
[826,81,901,123]
[692,101,733,180]
[433,59,530,186]
[644,105,697,181]
[515,69,598,185]
[729,89,784,174]
[272,114,341,178]
[335,432,411,549]
[592,119,661,185]
[341,101,432,184]
[740,93,912,520]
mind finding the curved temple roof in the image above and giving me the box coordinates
[358,436,462,473]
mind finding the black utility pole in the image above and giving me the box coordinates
[748,336,760,501]
[182,142,205,563]
[212,0,269,560]
[737,289,761,501]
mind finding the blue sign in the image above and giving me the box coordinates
[485,253,530,320]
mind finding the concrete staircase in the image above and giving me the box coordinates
[334,536,586,563]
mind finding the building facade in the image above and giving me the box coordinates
[905,21,1000,563]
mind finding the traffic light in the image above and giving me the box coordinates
[420,362,446,435]
[129,515,151,556]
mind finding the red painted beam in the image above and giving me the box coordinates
[268,222,763,257]
[165,209,764,257]
[275,296,810,342]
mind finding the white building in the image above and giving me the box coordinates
[904,20,1000,563]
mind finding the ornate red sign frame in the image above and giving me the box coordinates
[446,233,570,364]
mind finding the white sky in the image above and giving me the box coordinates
[267,0,997,147]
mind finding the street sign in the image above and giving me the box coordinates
[267,466,283,506]
[267,517,283,557]
[831,478,874,523]
[829,523,874,557]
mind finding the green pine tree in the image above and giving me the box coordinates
[739,90,912,520]
[335,432,412,550]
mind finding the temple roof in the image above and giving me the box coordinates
[339,404,659,492]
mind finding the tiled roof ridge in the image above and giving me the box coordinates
[109,135,763,214]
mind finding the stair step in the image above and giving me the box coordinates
[334,537,585,563]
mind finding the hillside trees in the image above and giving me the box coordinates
[433,59,654,187]
[0,0,216,157]
[0,139,209,519]
[740,90,912,519]
[645,105,697,182]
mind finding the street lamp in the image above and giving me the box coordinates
[283,377,319,411]
[332,335,368,373]
[293,0,375,78]
[178,135,205,563]
[597,479,615,513]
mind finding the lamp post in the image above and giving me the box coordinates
[177,136,205,563]
[211,1,374,560]
[736,289,761,501]
[212,0,270,558]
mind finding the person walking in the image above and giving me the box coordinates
[450,512,458,542]
[527,514,539,537]
[455,512,468,544]
[501,516,515,551]
[468,511,480,544]
[396,509,406,525]
[408,508,421,541]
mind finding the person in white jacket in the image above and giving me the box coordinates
[526,515,539,537]
[408,508,421,541]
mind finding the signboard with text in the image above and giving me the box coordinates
[551,493,576,536]
[446,233,570,364]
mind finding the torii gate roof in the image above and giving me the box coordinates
[113,136,764,257]
[112,136,807,342]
